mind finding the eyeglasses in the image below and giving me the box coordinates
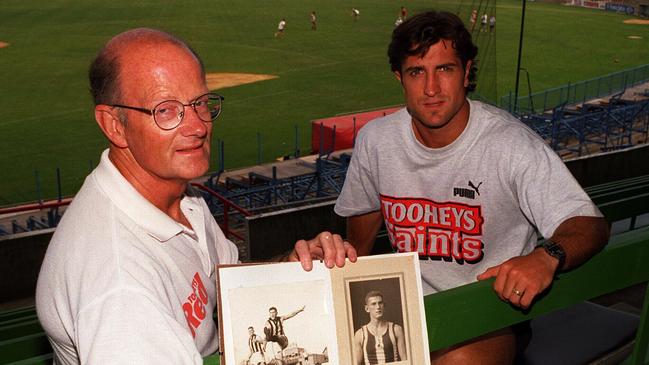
[110,92,224,130]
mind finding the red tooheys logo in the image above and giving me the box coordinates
[380,195,485,264]
[183,273,209,338]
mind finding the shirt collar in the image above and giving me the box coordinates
[92,149,199,242]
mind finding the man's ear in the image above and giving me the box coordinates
[364,304,370,313]
[95,105,128,148]
[463,60,473,88]
[394,70,403,84]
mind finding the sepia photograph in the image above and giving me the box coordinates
[218,253,428,365]
[330,253,430,365]
[218,263,338,365]
[348,277,408,365]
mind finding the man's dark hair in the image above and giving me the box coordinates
[364,290,384,304]
[88,28,205,106]
[388,11,478,92]
[269,307,277,312]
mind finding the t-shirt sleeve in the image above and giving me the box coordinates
[513,138,602,239]
[334,130,381,217]
[76,288,204,365]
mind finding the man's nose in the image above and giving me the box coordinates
[179,107,210,137]
[424,72,441,96]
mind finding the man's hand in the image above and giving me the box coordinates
[477,216,609,309]
[476,248,559,309]
[286,231,358,271]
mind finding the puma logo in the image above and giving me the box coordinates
[468,181,483,196]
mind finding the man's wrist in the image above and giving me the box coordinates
[536,239,566,274]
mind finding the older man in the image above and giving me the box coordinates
[36,28,356,364]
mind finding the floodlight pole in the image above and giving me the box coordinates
[514,0,528,114]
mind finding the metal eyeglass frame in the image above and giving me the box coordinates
[110,92,224,130]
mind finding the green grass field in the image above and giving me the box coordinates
[0,0,648,205]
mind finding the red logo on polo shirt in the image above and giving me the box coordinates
[183,273,209,338]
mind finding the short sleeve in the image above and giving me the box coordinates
[334,130,381,217]
[513,139,602,238]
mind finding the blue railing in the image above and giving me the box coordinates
[502,64,649,114]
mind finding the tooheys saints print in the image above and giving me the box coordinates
[379,194,484,264]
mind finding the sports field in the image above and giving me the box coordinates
[0,0,648,205]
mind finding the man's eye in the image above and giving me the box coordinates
[409,69,423,76]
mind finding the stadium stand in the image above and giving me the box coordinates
[502,64,649,115]
[3,73,648,239]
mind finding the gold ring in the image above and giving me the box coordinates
[513,289,523,296]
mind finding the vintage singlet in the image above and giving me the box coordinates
[248,334,264,354]
[361,322,400,364]
[267,317,284,336]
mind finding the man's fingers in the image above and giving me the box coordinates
[505,284,523,305]
[518,290,535,309]
[344,241,358,263]
[293,240,312,271]
[503,277,519,302]
[293,231,357,271]
[476,265,499,281]
[332,234,347,267]
[316,231,336,268]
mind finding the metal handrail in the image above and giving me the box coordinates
[191,183,252,241]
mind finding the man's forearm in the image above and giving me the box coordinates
[347,211,383,255]
[547,216,610,271]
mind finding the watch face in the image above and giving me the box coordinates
[548,244,563,256]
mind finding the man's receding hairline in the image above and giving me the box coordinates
[105,28,198,64]
[107,28,188,51]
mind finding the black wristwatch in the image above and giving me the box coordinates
[540,239,566,273]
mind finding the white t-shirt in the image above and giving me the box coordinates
[278,20,286,30]
[335,100,601,295]
[36,149,239,364]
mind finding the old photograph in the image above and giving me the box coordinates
[348,277,407,364]
[218,263,337,365]
[330,252,429,364]
[218,253,428,365]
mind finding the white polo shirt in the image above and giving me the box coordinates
[36,149,238,364]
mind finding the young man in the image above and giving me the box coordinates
[481,13,488,32]
[353,291,406,365]
[263,305,304,351]
[36,28,356,365]
[334,11,609,364]
[310,11,317,31]
[274,18,286,38]
[469,9,478,32]
[247,326,267,365]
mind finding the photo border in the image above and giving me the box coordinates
[216,252,429,364]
